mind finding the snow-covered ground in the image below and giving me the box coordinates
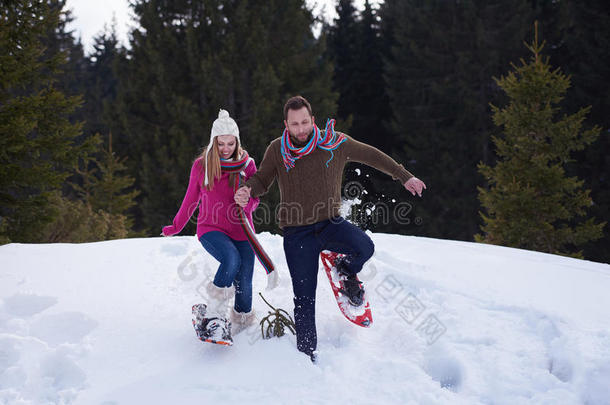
[1,232,609,405]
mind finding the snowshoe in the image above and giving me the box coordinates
[192,304,233,346]
[335,257,365,306]
[320,251,373,328]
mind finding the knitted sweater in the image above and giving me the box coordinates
[245,135,413,229]
[163,158,259,240]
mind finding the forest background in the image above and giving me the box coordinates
[1,0,607,262]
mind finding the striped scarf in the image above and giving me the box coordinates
[220,150,250,173]
[233,175,275,275]
[223,151,275,275]
[280,118,347,171]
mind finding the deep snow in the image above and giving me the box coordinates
[1,232,610,405]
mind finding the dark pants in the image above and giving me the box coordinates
[282,217,375,356]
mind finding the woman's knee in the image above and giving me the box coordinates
[223,250,241,273]
[213,248,242,287]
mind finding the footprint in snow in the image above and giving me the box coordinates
[2,293,58,317]
[525,312,576,383]
[422,347,464,392]
[546,333,578,383]
[0,334,88,402]
[29,312,98,347]
[40,349,87,390]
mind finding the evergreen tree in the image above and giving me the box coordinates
[41,0,88,110]
[476,24,604,257]
[39,190,130,242]
[352,1,389,148]
[328,0,359,127]
[540,0,610,262]
[0,0,94,243]
[73,134,140,229]
[327,0,389,146]
[381,0,533,240]
[82,23,124,141]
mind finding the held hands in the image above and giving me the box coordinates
[404,177,426,197]
[234,186,251,208]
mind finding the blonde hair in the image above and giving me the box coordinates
[197,136,243,191]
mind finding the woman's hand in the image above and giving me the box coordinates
[234,186,251,207]
[161,225,175,236]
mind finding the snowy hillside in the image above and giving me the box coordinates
[1,233,609,405]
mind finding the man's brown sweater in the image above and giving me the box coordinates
[246,135,413,229]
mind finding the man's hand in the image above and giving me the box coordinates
[234,186,251,207]
[404,177,426,197]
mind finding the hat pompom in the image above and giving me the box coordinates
[218,109,229,119]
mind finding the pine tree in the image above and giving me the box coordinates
[0,0,94,243]
[352,1,389,149]
[39,191,130,242]
[381,0,533,240]
[328,0,359,127]
[539,0,610,262]
[82,23,124,141]
[476,23,605,257]
[73,134,140,227]
[39,0,89,120]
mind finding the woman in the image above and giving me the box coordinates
[162,109,259,345]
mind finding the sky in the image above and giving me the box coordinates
[65,0,380,54]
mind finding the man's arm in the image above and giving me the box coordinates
[344,136,413,182]
[235,141,279,207]
[245,141,278,198]
[344,136,426,197]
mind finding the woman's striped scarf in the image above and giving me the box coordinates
[220,150,250,173]
[280,118,347,171]
[222,151,275,275]
[233,175,275,275]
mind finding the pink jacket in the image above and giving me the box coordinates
[162,157,259,241]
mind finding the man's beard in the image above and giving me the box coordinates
[289,129,314,147]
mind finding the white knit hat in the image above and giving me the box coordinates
[211,109,239,140]
[204,109,240,186]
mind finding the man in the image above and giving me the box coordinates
[235,96,425,361]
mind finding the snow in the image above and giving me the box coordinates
[1,233,610,405]
[339,197,361,219]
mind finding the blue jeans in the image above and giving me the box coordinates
[283,217,375,356]
[199,231,254,313]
